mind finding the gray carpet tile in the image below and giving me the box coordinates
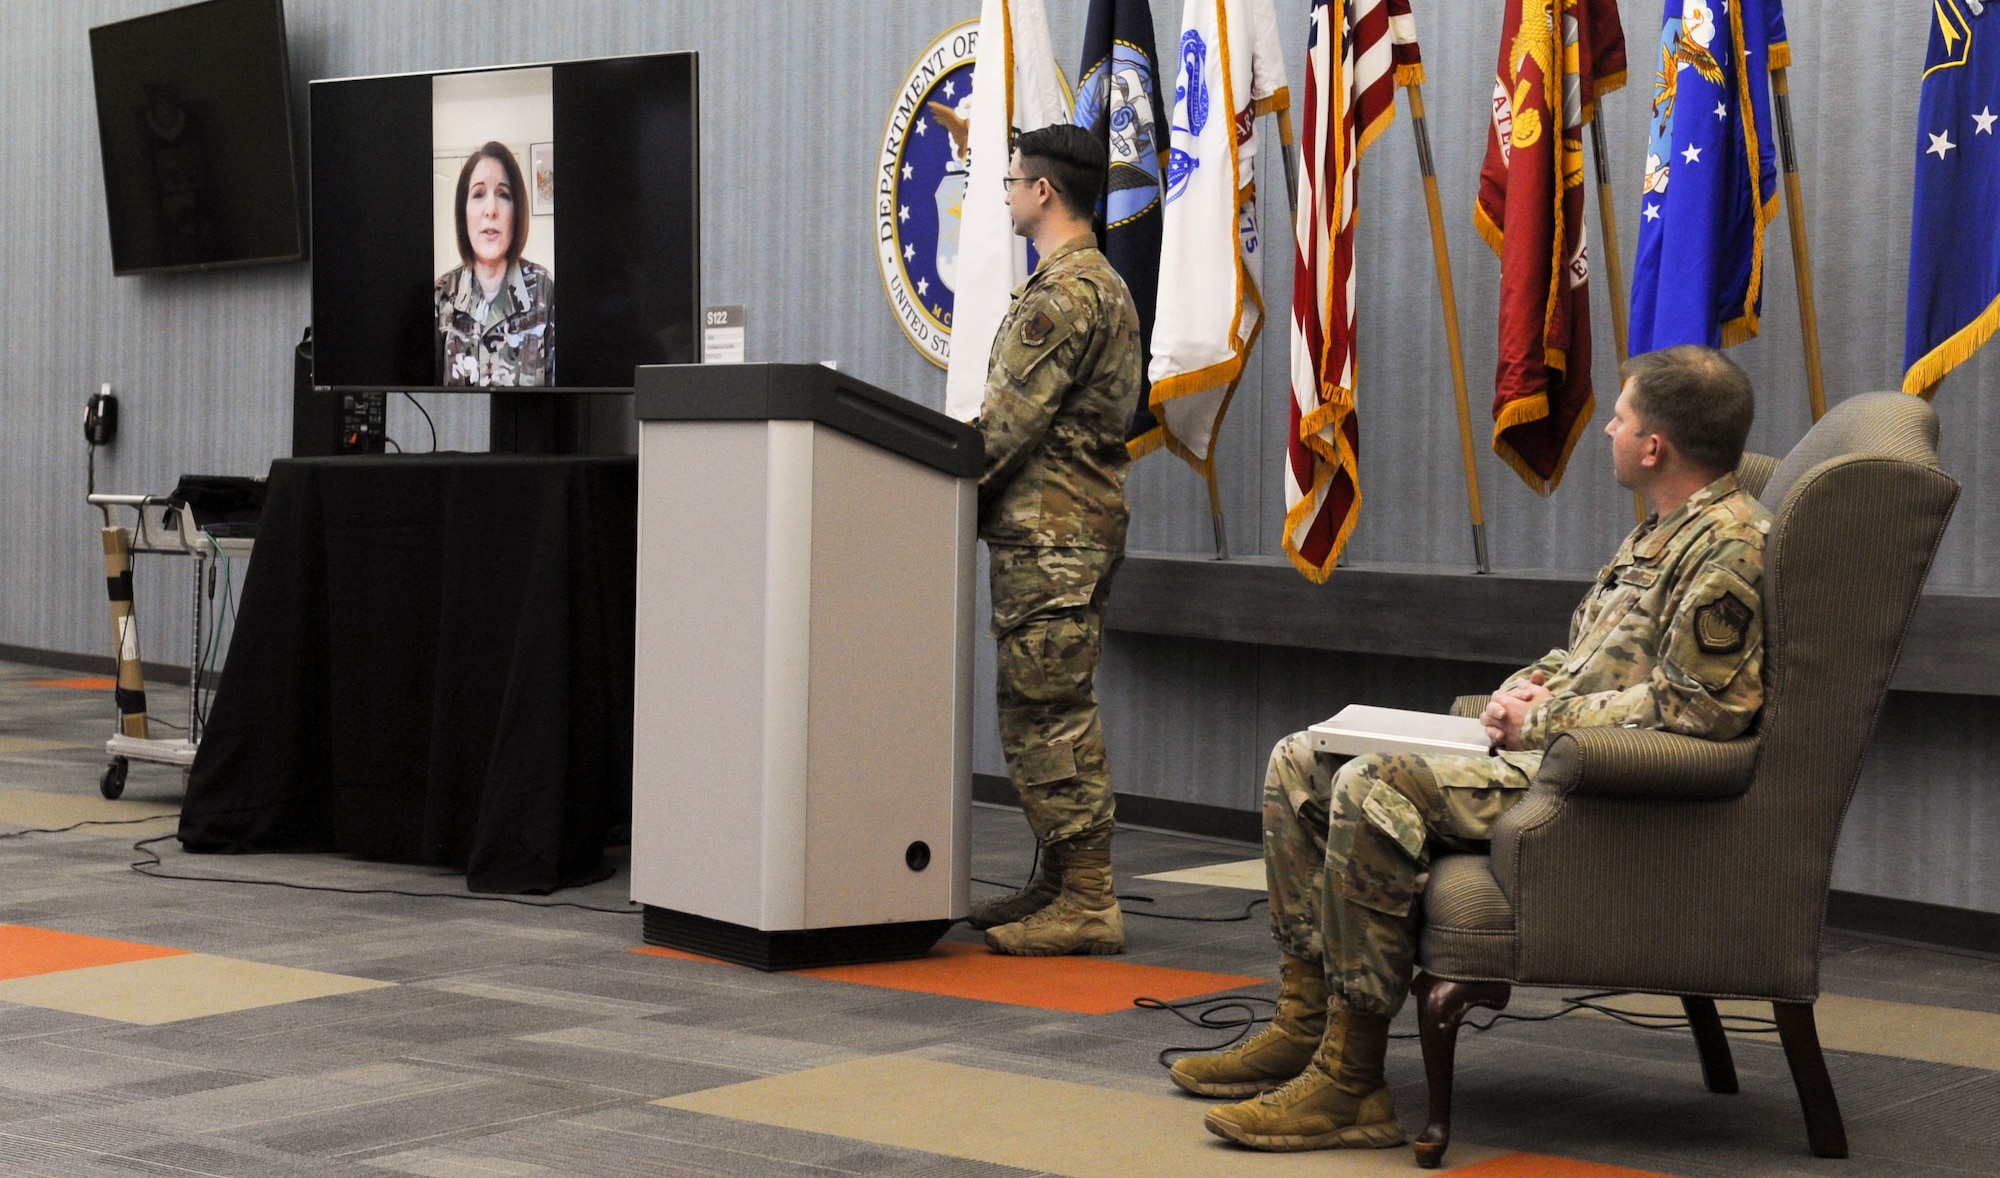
[717,991,1066,1056]
[366,1103,1058,1177]
[1853,1071,2000,1145]
[406,1040,768,1102]
[0,1004,116,1042]
[512,1019,864,1078]
[1827,1052,1996,1120]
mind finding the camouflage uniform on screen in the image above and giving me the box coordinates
[978,233,1142,851]
[1266,473,1771,1017]
[435,259,554,387]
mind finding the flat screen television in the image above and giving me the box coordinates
[89,0,304,276]
[309,52,700,393]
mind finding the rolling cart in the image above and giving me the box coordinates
[87,484,256,799]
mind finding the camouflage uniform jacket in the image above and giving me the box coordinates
[976,234,1142,550]
[1501,473,1771,749]
[435,259,555,387]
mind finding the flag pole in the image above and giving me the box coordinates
[1586,110,1645,527]
[1770,66,1826,421]
[1406,82,1489,573]
[1204,462,1229,560]
[1186,106,1296,564]
[1191,103,1295,564]
[1278,107,1300,215]
[1588,117,1630,366]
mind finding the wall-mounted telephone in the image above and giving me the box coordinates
[85,385,119,446]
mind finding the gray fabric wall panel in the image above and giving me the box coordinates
[1837,692,2000,913]
[1101,632,1264,811]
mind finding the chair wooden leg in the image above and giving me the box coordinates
[1774,1001,1848,1158]
[1681,996,1738,1094]
[1411,971,1511,1169]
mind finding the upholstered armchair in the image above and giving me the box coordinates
[1414,393,1960,1167]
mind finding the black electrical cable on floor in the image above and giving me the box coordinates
[0,813,179,840]
[1568,994,1778,1035]
[1118,893,1268,923]
[127,833,642,914]
[975,848,1268,923]
[1136,987,1779,1069]
[1136,992,1278,1065]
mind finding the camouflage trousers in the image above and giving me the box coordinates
[1263,732,1540,1017]
[989,543,1121,848]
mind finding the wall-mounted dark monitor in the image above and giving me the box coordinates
[309,52,700,393]
[89,0,304,276]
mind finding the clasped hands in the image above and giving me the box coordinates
[1482,671,1552,752]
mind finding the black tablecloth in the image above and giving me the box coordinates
[180,454,637,893]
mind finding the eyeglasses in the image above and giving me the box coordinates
[1001,174,1060,193]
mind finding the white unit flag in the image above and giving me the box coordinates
[943,0,1073,422]
[1146,0,1289,470]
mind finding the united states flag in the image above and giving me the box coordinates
[1283,0,1422,581]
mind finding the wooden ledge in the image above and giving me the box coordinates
[1104,552,2000,697]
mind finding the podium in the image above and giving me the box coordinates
[630,364,980,969]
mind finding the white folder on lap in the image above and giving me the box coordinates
[1306,705,1494,758]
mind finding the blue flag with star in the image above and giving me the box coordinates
[1629,0,1788,353]
[1905,0,2000,396]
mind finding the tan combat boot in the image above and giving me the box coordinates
[1201,1004,1404,1151]
[1169,954,1326,1097]
[983,839,1125,956]
[967,843,1065,930]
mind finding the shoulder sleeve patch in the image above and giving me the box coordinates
[1021,311,1057,347]
[1694,592,1754,655]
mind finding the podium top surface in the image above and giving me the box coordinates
[634,363,980,478]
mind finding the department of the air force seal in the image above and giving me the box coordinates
[877,22,979,369]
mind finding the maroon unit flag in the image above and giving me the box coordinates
[1475,0,1626,494]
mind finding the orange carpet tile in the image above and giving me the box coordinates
[1457,1153,1679,1177]
[22,677,116,690]
[634,940,1266,1015]
[0,924,186,981]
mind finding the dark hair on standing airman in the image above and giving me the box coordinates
[1012,123,1107,223]
[1620,344,1757,477]
[453,141,529,265]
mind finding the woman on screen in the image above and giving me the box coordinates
[434,142,553,386]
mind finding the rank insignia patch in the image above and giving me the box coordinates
[1694,592,1753,655]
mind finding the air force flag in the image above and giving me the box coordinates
[1628,0,1788,353]
[1905,0,2000,396]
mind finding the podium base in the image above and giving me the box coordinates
[642,905,954,972]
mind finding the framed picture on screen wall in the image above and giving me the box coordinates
[531,141,554,215]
